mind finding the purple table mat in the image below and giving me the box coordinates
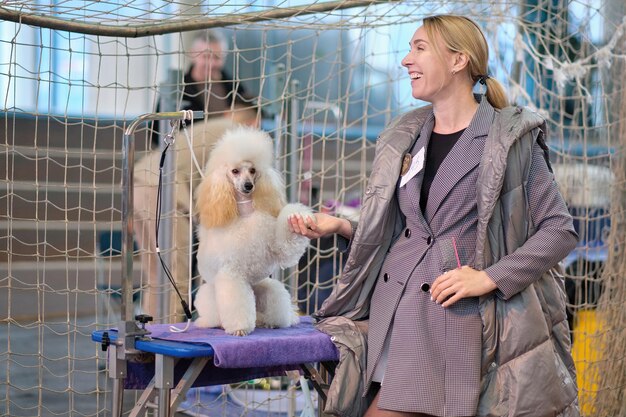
[146,316,338,368]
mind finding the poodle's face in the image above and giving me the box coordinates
[227,161,259,196]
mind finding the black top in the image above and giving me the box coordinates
[180,66,246,116]
[420,129,465,213]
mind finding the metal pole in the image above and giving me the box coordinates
[117,110,202,415]
[286,79,300,294]
[121,111,202,330]
[121,132,136,325]
[108,344,125,417]
[111,379,124,417]
[155,354,175,417]
[157,69,182,321]
[287,79,300,203]
[0,1,401,37]
[272,62,286,167]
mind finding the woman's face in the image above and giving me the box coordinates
[401,25,456,103]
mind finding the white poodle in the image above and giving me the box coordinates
[193,126,312,336]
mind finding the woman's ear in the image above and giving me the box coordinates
[195,172,237,228]
[451,52,469,75]
[253,168,286,217]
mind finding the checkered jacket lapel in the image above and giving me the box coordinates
[424,101,496,223]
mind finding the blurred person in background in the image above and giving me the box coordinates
[152,29,250,147]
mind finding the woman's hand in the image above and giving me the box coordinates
[430,266,497,308]
[287,212,352,240]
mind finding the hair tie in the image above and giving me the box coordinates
[478,75,489,85]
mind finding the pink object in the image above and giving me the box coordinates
[452,237,462,268]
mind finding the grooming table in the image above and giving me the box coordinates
[92,316,338,417]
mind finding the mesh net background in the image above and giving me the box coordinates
[0,1,624,416]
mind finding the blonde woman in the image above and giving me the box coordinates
[289,15,579,417]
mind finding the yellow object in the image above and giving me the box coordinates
[572,309,603,416]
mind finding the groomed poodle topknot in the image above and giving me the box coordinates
[193,126,313,336]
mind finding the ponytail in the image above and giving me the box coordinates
[482,76,509,109]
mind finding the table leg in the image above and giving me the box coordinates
[108,344,126,417]
[155,354,175,417]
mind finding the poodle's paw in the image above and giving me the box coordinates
[277,204,313,239]
[289,310,300,326]
[299,212,317,229]
[221,317,256,336]
[289,211,316,228]
[278,203,313,219]
[194,315,220,329]
[220,307,256,336]
[258,306,300,329]
[287,212,317,238]
[224,325,254,337]
[255,311,298,328]
[280,309,301,328]
[255,320,277,329]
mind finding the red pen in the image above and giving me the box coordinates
[452,237,461,268]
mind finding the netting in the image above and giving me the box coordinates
[0,0,625,416]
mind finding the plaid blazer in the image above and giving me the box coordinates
[367,100,492,416]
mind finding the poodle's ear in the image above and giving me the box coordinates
[253,167,286,217]
[194,172,238,228]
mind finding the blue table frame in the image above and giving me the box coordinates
[92,329,336,417]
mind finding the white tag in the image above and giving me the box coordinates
[400,147,425,187]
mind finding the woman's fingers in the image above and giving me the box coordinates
[430,267,497,307]
[288,213,320,238]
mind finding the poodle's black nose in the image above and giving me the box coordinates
[244,182,254,192]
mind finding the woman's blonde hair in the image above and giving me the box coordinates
[423,15,508,109]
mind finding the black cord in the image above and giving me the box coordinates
[155,142,193,320]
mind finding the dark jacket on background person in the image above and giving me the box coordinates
[315,101,580,417]
[178,66,247,116]
[151,66,247,147]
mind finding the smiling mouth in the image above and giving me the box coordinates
[409,72,422,80]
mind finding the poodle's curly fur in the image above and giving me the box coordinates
[193,127,311,336]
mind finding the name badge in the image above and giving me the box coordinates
[400,147,424,187]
